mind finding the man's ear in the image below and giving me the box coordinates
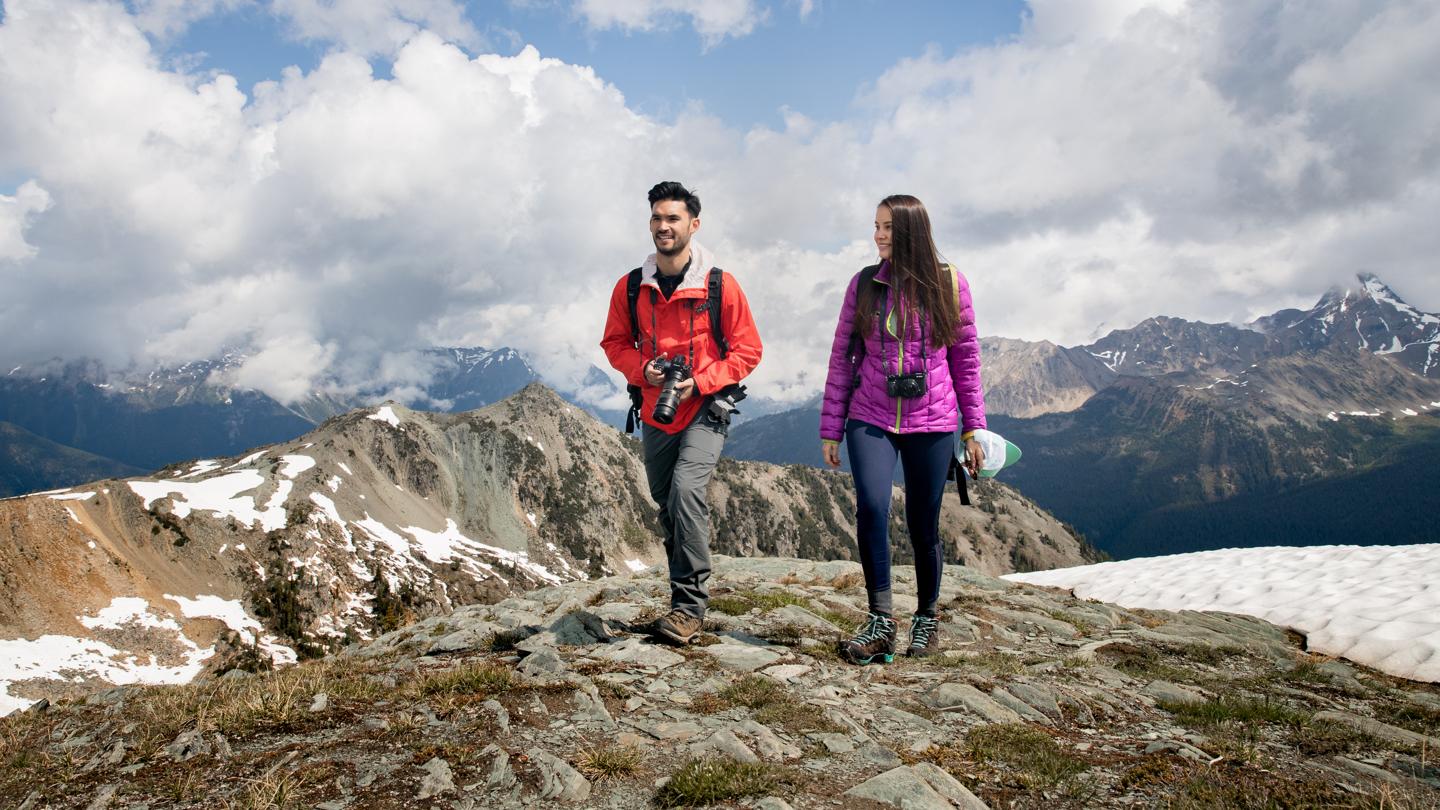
[690,216,701,234]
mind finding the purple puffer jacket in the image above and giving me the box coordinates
[819,261,986,441]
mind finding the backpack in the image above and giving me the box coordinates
[848,263,970,505]
[623,266,729,434]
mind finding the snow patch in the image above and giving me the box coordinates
[179,460,221,479]
[1005,544,1440,683]
[278,455,316,479]
[2,597,214,716]
[128,472,289,532]
[368,406,401,428]
[625,559,649,573]
[49,491,96,501]
[326,475,342,493]
[166,594,297,666]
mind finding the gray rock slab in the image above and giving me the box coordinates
[990,687,1053,725]
[988,606,1079,638]
[572,688,616,728]
[425,622,502,656]
[920,682,1022,724]
[736,720,802,760]
[1316,710,1440,750]
[416,757,455,800]
[809,732,855,754]
[1004,681,1063,722]
[754,799,795,810]
[699,642,784,672]
[694,729,759,763]
[517,647,569,677]
[843,765,954,810]
[1143,680,1206,706]
[592,637,685,669]
[761,664,812,683]
[911,762,990,809]
[859,742,904,768]
[767,605,839,632]
[550,610,616,645]
[527,748,591,802]
[487,749,517,789]
[874,705,940,734]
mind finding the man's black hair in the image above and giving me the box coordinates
[648,181,701,218]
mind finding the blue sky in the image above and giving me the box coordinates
[3,0,1438,404]
[171,0,1027,129]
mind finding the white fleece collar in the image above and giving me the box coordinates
[640,240,716,293]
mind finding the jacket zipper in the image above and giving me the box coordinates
[892,294,903,431]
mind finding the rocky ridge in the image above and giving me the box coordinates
[5,556,1438,808]
[0,384,1096,713]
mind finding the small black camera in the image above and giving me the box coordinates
[651,356,693,424]
[886,371,927,399]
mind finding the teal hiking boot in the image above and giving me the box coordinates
[838,612,897,665]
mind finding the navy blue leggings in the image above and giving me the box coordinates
[845,419,955,617]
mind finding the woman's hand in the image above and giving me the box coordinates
[963,437,985,478]
[821,442,842,468]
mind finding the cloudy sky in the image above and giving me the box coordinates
[1,0,1437,407]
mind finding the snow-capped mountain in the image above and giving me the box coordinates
[1254,273,1440,377]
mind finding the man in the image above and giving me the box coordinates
[601,181,763,644]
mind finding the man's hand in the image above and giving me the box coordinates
[821,442,842,468]
[963,437,985,479]
[673,378,696,401]
[644,356,667,386]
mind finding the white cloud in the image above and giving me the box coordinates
[573,0,767,47]
[0,181,52,262]
[0,0,1437,409]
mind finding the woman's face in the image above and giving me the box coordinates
[874,205,893,260]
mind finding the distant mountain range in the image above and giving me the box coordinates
[727,274,1440,557]
[0,347,625,497]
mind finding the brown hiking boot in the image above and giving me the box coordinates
[652,609,703,645]
[838,613,897,665]
[906,615,941,658]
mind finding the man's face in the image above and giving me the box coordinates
[650,200,699,257]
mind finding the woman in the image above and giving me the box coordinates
[819,194,986,664]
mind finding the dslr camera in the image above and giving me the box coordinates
[650,356,693,425]
[886,370,927,399]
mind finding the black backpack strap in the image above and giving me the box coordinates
[707,267,729,360]
[947,456,972,506]
[848,265,882,387]
[625,267,644,346]
[624,267,645,434]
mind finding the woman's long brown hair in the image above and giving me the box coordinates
[856,195,960,350]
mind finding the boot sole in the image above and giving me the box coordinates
[840,650,894,665]
[652,627,698,646]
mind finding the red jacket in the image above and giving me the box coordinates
[601,241,763,434]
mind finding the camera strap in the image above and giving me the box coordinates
[879,286,928,377]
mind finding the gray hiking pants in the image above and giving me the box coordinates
[642,405,727,618]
